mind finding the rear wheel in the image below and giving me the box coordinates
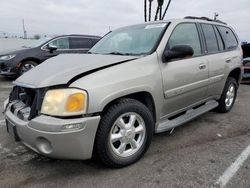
[95,99,154,168]
[217,77,238,113]
[18,61,38,76]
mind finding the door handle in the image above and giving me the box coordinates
[199,63,206,70]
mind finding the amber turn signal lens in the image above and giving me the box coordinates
[66,93,85,113]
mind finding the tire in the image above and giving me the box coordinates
[18,61,38,76]
[95,98,154,168]
[217,77,238,113]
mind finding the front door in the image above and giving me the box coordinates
[159,23,209,116]
[40,37,72,61]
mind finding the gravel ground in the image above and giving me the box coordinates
[0,76,249,188]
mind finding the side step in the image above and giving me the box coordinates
[155,100,219,133]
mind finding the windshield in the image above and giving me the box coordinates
[89,23,168,56]
[24,37,52,48]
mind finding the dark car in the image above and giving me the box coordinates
[0,35,101,77]
[242,43,250,58]
[242,57,250,84]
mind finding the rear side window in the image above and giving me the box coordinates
[214,27,224,51]
[217,26,238,50]
[168,23,201,56]
[201,24,219,53]
[69,37,93,49]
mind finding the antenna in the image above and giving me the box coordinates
[22,19,27,39]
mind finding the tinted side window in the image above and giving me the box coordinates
[168,23,201,56]
[201,24,218,53]
[69,38,92,49]
[214,26,224,51]
[49,38,69,49]
[218,26,238,50]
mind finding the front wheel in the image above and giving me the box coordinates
[217,77,238,113]
[18,61,38,76]
[95,99,154,168]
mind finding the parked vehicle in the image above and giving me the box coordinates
[242,43,250,58]
[3,18,242,167]
[0,35,101,77]
[242,57,250,84]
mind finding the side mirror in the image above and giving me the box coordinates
[163,45,194,62]
[47,44,58,53]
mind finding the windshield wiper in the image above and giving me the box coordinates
[106,52,141,56]
[87,51,99,54]
[108,52,126,56]
[88,51,143,56]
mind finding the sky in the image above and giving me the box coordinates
[0,0,249,41]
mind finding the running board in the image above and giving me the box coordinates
[155,100,219,133]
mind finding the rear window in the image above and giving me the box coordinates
[69,37,93,49]
[217,26,238,50]
[201,24,219,53]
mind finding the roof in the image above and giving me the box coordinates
[184,16,227,25]
[53,34,101,39]
[116,17,229,31]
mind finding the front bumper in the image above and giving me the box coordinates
[0,60,17,76]
[4,107,100,160]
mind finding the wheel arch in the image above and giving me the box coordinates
[20,57,41,64]
[101,91,157,124]
[227,67,242,84]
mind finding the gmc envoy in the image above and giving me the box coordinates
[3,18,243,167]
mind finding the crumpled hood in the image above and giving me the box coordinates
[14,54,137,88]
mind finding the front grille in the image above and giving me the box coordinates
[8,86,46,121]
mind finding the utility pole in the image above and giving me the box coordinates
[22,19,27,39]
[214,12,219,20]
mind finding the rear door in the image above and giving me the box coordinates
[160,23,209,115]
[200,23,226,97]
[202,24,240,97]
[69,37,93,53]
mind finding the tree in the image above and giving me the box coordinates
[144,0,147,22]
[161,0,172,20]
[155,0,164,21]
[144,0,172,22]
[148,0,153,21]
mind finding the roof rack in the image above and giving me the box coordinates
[184,16,227,25]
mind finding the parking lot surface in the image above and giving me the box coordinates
[0,76,249,188]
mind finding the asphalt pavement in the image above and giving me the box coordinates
[0,76,249,188]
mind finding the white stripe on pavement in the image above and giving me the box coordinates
[0,120,5,128]
[214,143,250,188]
